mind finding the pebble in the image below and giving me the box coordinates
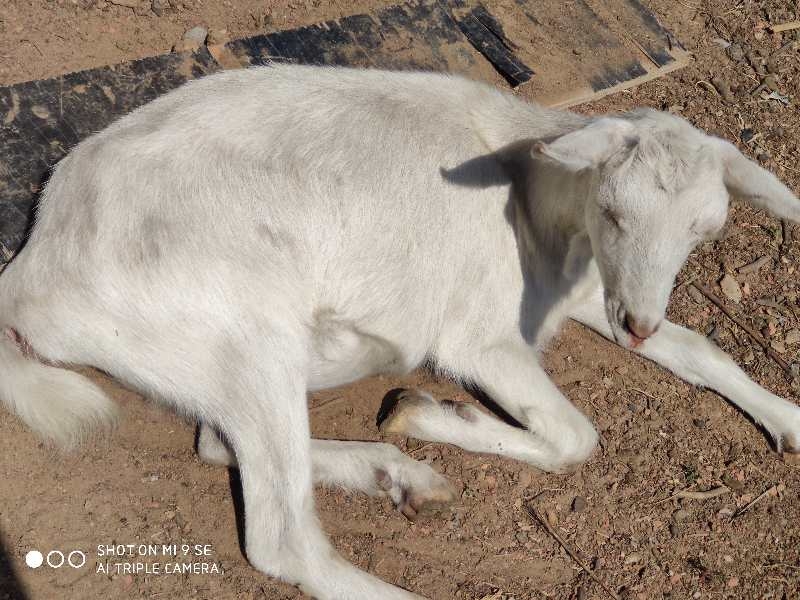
[720,274,742,303]
[687,285,706,305]
[518,470,534,488]
[721,473,745,491]
[669,522,680,537]
[624,552,642,565]
[572,496,587,512]
[672,508,690,522]
[771,340,786,354]
[151,0,167,15]
[184,25,208,45]
[786,329,800,345]
[545,508,558,527]
[726,43,745,62]
[711,77,736,103]
[173,26,208,51]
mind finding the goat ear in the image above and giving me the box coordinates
[714,138,800,222]
[531,118,638,172]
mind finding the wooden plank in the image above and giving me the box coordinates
[448,3,534,86]
[479,0,690,107]
[217,0,503,80]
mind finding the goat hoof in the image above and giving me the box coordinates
[377,388,437,434]
[373,465,459,522]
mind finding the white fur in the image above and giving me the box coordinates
[0,64,798,599]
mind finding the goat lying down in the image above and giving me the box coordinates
[1,64,799,599]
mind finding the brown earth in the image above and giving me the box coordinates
[1,1,800,599]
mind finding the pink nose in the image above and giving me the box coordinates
[625,315,659,340]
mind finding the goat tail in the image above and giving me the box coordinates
[0,329,118,448]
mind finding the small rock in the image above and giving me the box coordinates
[711,77,736,103]
[151,0,167,15]
[572,496,588,512]
[785,329,800,345]
[740,128,755,143]
[726,43,745,62]
[727,576,739,588]
[669,522,679,537]
[717,507,734,518]
[721,473,745,491]
[515,531,528,544]
[624,552,642,565]
[771,340,786,354]
[692,418,706,429]
[173,25,207,51]
[184,25,208,45]
[720,274,742,303]
[742,349,755,364]
[545,508,558,527]
[518,469,534,488]
[687,285,706,305]
[672,508,690,522]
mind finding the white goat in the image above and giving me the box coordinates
[1,64,799,599]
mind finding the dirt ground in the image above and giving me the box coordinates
[1,1,800,599]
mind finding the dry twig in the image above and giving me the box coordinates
[526,505,620,600]
[309,396,344,412]
[732,484,779,519]
[770,21,800,33]
[674,486,730,500]
[689,283,792,373]
[652,484,730,505]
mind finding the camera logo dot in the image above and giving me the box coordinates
[25,549,87,569]
[68,550,87,568]
[25,550,43,569]
[47,551,65,568]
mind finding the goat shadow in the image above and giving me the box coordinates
[0,528,30,600]
[439,140,594,348]
[440,143,783,448]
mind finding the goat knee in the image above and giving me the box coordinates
[532,411,598,470]
[559,421,599,467]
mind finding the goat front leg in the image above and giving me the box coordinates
[378,344,599,472]
[570,287,800,452]
[198,424,456,520]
